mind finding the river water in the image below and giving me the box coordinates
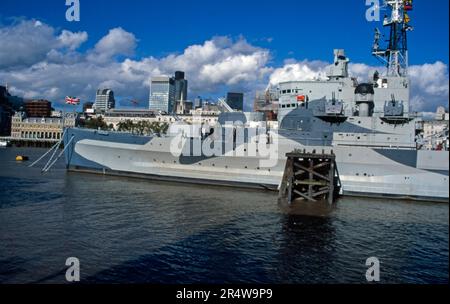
[0,147,448,283]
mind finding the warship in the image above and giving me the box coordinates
[63,0,449,202]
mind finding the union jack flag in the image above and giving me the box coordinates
[65,96,80,105]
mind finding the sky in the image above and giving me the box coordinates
[0,0,448,112]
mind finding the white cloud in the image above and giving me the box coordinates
[400,61,449,111]
[269,59,449,112]
[57,30,88,50]
[87,27,137,63]
[96,36,271,97]
[409,62,449,96]
[0,21,271,107]
[0,19,448,113]
[269,60,328,85]
[0,20,56,69]
[0,20,88,69]
[348,63,378,81]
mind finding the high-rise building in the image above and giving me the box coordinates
[94,89,115,112]
[149,76,176,113]
[174,71,188,103]
[193,96,203,109]
[0,86,12,136]
[24,99,52,117]
[226,92,244,111]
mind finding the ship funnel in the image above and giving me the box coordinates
[355,83,375,117]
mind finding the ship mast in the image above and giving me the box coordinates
[372,0,413,77]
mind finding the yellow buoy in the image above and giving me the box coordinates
[16,155,29,161]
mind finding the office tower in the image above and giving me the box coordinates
[149,77,176,113]
[174,71,188,103]
[94,89,115,112]
[193,96,203,109]
[226,92,244,111]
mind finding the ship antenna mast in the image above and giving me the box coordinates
[372,0,413,77]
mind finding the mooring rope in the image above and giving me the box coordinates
[29,129,67,168]
[42,135,74,173]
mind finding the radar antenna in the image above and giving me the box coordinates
[372,0,413,77]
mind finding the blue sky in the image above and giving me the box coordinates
[0,0,448,111]
[2,0,448,65]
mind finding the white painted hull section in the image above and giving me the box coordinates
[69,135,449,201]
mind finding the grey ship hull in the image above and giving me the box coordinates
[63,128,449,202]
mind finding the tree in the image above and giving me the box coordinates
[147,122,169,136]
[116,120,169,136]
[84,116,109,130]
[117,119,136,133]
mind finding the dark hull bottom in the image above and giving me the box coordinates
[343,191,449,204]
[68,166,278,191]
[67,166,449,203]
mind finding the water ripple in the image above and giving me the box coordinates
[0,148,448,284]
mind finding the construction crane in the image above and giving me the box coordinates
[129,99,139,107]
[120,98,140,107]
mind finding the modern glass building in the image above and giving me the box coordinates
[193,96,203,109]
[226,92,244,111]
[174,71,188,103]
[94,89,115,112]
[149,76,176,113]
